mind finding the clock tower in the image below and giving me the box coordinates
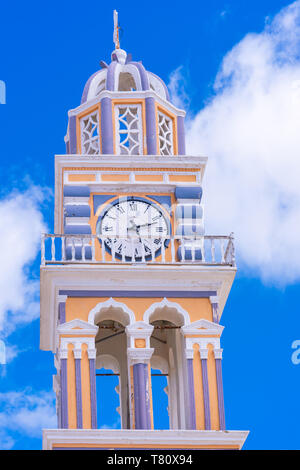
[40,12,248,450]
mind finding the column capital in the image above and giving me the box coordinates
[185,348,194,360]
[59,347,68,360]
[199,348,209,360]
[73,343,82,360]
[214,348,223,360]
[127,347,154,365]
[87,348,97,360]
[209,295,219,304]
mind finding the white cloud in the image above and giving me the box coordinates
[179,1,300,285]
[0,187,48,334]
[0,389,56,449]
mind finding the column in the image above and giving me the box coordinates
[214,348,226,430]
[210,295,220,323]
[145,97,158,155]
[101,98,114,154]
[74,344,83,429]
[59,346,68,429]
[200,348,211,430]
[88,348,97,429]
[185,348,197,430]
[128,348,154,430]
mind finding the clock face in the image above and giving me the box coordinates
[96,198,170,260]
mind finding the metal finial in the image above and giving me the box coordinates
[113,10,120,49]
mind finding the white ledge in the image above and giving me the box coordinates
[42,428,249,450]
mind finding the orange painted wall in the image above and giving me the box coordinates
[67,343,77,429]
[207,344,220,430]
[81,344,92,429]
[193,344,205,430]
[65,297,213,324]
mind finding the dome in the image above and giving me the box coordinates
[81,49,170,104]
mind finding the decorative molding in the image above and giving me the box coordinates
[127,347,154,365]
[57,319,98,337]
[181,319,224,337]
[88,297,135,326]
[143,297,190,326]
[126,322,154,349]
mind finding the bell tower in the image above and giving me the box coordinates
[40,11,248,450]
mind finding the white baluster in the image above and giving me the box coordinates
[191,241,195,262]
[71,238,75,261]
[112,239,116,262]
[41,234,45,266]
[181,239,185,263]
[61,236,65,261]
[211,238,215,263]
[201,237,206,263]
[171,237,175,263]
[161,239,166,263]
[51,236,55,261]
[122,238,125,263]
[220,239,225,263]
[101,238,105,262]
[141,240,145,263]
[82,238,86,262]
[92,237,96,262]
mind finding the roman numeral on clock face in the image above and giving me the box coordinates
[98,198,169,260]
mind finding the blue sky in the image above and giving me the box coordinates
[0,0,300,450]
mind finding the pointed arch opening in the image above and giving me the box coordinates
[89,299,135,429]
[145,299,190,430]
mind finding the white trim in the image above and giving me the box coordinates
[68,90,186,118]
[143,297,190,326]
[185,337,220,353]
[181,319,224,337]
[57,319,98,336]
[125,321,154,349]
[127,347,154,365]
[88,297,135,326]
[42,428,249,450]
[214,348,223,360]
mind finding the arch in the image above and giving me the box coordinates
[143,298,190,326]
[96,354,120,373]
[114,64,143,92]
[88,298,135,326]
[85,69,107,102]
[151,355,169,374]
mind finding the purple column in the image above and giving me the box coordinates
[215,358,226,430]
[101,97,114,154]
[60,358,68,429]
[177,116,186,155]
[145,97,158,155]
[58,302,66,324]
[201,358,211,430]
[75,358,83,429]
[212,303,219,323]
[187,358,196,430]
[89,357,97,429]
[69,115,77,154]
[133,363,151,429]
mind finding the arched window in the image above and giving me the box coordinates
[118,72,137,91]
[151,355,169,429]
[96,353,121,429]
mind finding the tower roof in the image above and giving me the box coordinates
[81,49,170,104]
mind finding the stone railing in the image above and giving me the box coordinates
[41,234,235,267]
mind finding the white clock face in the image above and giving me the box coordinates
[97,198,170,260]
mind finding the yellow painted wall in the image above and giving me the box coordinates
[65,297,213,324]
